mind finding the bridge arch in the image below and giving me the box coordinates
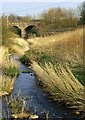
[25,25,39,39]
[10,26,21,37]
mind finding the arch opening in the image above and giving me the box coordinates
[25,25,39,39]
[10,26,21,37]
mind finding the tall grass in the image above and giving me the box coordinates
[27,28,85,114]
[32,61,84,113]
[28,28,83,65]
[1,75,16,94]
[10,38,29,56]
[0,33,29,96]
[1,47,19,71]
[0,47,19,96]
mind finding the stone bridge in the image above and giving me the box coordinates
[8,20,41,39]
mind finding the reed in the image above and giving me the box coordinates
[32,61,85,113]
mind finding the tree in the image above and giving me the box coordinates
[22,16,31,23]
[2,15,17,47]
[80,2,85,25]
[39,7,77,35]
[8,14,31,23]
[8,14,17,22]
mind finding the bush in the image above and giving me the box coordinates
[73,64,85,86]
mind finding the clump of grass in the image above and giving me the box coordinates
[1,75,16,95]
[5,66,20,77]
[8,92,30,119]
[2,51,20,77]
[31,61,85,114]
[1,46,19,70]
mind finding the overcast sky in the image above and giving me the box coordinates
[0,2,82,17]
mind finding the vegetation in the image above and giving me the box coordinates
[1,3,84,117]
[5,66,20,77]
[39,8,78,35]
[10,95,29,114]
[0,40,29,96]
[25,28,85,114]
[2,16,29,54]
[32,61,84,114]
[0,47,19,96]
[72,64,85,86]
[2,16,18,47]
[1,75,16,94]
[22,70,31,73]
[7,92,30,119]
[1,17,29,96]
[78,2,85,25]
[1,6,82,37]
[20,54,31,66]
[8,14,31,23]
[27,28,83,67]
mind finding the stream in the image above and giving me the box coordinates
[2,57,82,120]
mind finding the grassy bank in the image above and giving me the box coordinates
[0,47,19,96]
[23,28,85,114]
[32,61,84,114]
[0,37,29,96]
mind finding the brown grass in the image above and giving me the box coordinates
[1,75,16,94]
[28,28,83,65]
[1,46,19,70]
[0,47,18,96]
[28,28,84,113]
[10,38,29,56]
[32,61,85,113]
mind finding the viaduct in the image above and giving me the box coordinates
[8,20,41,39]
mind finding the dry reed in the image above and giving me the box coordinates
[32,61,85,113]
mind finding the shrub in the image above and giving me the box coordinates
[72,64,85,86]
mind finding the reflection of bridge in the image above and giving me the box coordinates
[8,20,41,39]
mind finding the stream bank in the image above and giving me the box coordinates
[2,57,83,120]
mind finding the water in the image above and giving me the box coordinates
[2,59,82,120]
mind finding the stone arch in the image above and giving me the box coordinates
[10,26,21,37]
[25,25,39,39]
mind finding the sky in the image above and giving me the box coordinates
[0,1,83,17]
